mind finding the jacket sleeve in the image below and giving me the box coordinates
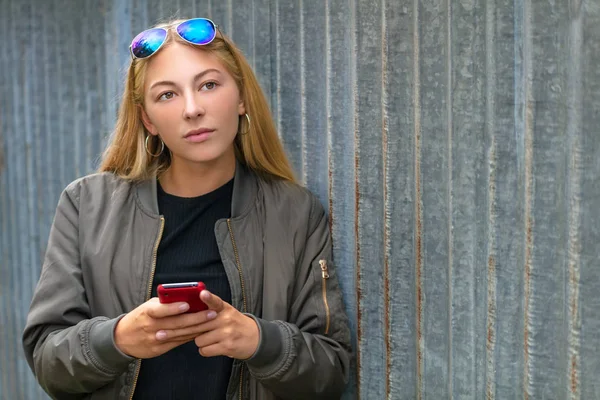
[22,184,134,399]
[245,193,352,399]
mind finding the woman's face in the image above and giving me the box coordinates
[140,41,245,166]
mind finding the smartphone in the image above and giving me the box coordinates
[157,282,208,313]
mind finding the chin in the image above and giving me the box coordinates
[183,147,234,165]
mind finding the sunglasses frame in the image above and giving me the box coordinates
[129,18,221,60]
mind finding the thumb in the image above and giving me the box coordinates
[200,290,226,312]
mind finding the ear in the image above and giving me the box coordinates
[238,99,246,116]
[139,106,158,136]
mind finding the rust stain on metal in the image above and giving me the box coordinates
[328,166,333,234]
[566,200,582,400]
[0,119,4,174]
[568,249,581,399]
[325,0,333,239]
[523,219,532,400]
[485,137,497,400]
[354,111,362,400]
[380,0,392,396]
[486,254,497,400]
[486,255,496,344]
[384,251,391,399]
[415,140,423,399]
[383,132,392,396]
[412,0,423,396]
[570,355,578,395]
[566,10,582,398]
[415,210,423,397]
[350,0,361,393]
[522,0,534,394]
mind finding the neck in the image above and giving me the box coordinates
[159,149,236,198]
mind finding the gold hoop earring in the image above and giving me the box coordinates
[239,113,251,135]
[145,135,165,157]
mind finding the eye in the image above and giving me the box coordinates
[200,81,218,91]
[158,91,175,101]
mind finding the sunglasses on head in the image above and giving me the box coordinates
[129,18,220,59]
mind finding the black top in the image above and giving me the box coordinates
[132,178,235,400]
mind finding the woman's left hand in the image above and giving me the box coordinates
[192,290,260,360]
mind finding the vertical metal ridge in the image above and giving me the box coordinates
[251,1,256,70]
[485,142,497,400]
[11,0,25,391]
[0,0,16,395]
[300,0,307,185]
[54,1,65,190]
[227,0,233,37]
[380,0,391,398]
[30,0,43,283]
[325,0,333,227]
[412,0,423,398]
[446,0,454,397]
[41,0,51,217]
[522,0,535,398]
[84,2,91,174]
[485,0,497,397]
[84,1,94,173]
[24,4,39,357]
[350,0,361,396]
[0,169,8,399]
[566,1,583,398]
[268,0,274,115]
[275,0,282,137]
[0,105,7,396]
[72,6,81,179]
[103,1,116,172]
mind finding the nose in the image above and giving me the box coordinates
[183,92,205,120]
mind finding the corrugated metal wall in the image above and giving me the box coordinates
[1,0,599,399]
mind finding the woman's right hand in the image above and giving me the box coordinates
[114,297,217,359]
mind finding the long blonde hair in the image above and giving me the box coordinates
[99,19,296,183]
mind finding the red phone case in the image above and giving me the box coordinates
[157,282,208,313]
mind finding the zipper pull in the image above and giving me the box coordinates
[319,260,329,279]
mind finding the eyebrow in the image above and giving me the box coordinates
[149,68,222,91]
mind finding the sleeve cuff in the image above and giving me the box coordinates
[88,315,135,374]
[243,314,284,369]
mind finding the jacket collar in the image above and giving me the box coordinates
[135,159,259,218]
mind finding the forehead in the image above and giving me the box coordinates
[143,42,226,86]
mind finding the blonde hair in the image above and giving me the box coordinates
[99,19,296,183]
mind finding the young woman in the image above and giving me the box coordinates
[22,18,351,400]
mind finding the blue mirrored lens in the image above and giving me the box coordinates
[177,19,216,45]
[131,28,167,58]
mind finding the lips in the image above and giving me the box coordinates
[184,128,214,138]
[184,128,215,143]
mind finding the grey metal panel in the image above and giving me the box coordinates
[1,0,600,399]
[489,0,525,397]
[385,1,418,399]
[580,1,600,398]
[450,0,488,398]
[273,1,303,178]
[354,0,387,397]
[418,0,451,397]
[526,0,570,398]
[326,1,360,398]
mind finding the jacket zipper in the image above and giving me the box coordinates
[319,260,331,335]
[129,216,165,400]
[227,219,247,400]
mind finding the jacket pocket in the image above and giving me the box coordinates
[318,259,331,335]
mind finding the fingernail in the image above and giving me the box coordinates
[156,331,167,340]
[207,311,217,320]
[179,303,189,311]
